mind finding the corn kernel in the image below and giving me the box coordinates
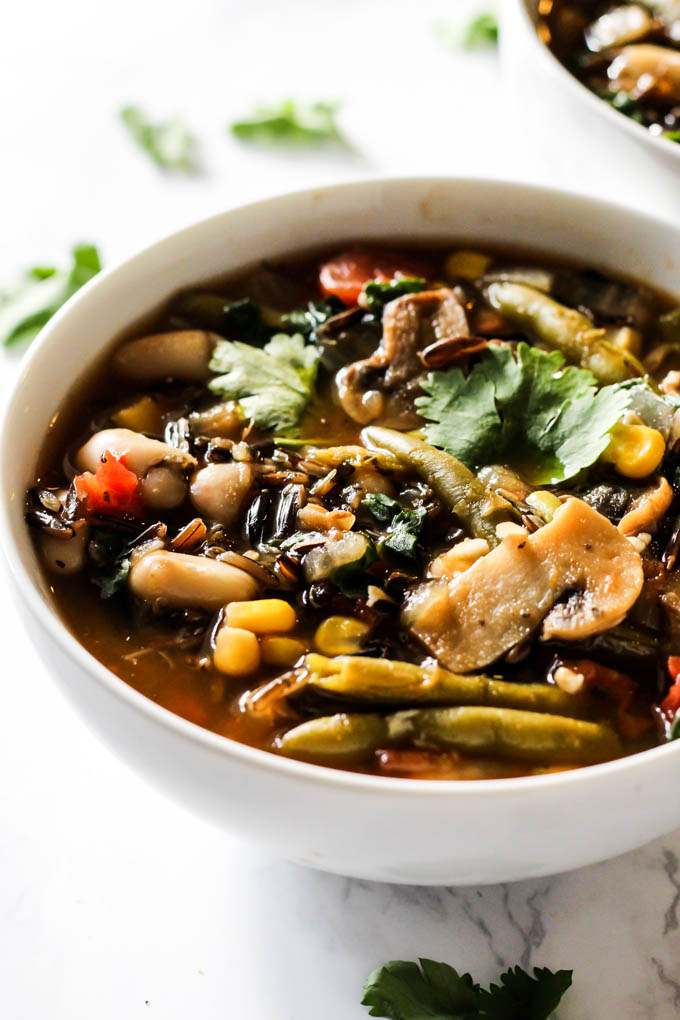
[526,490,562,522]
[602,423,665,479]
[443,250,492,281]
[213,626,260,676]
[226,598,296,633]
[260,635,307,667]
[112,395,162,433]
[314,616,370,656]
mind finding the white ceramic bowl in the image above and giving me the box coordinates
[3,177,680,886]
[502,0,680,219]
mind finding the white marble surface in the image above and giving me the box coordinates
[2,1,680,1016]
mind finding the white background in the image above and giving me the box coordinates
[2,2,680,1017]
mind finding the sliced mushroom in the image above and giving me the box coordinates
[617,475,674,535]
[336,289,468,425]
[403,497,644,672]
[607,44,680,105]
[586,5,657,52]
[113,330,220,382]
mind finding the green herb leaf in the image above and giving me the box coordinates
[220,297,273,344]
[362,958,480,1019]
[362,278,426,312]
[92,556,131,599]
[0,244,102,347]
[209,332,320,432]
[478,966,573,1019]
[669,712,680,741]
[362,493,426,560]
[417,342,630,484]
[437,11,498,50]
[120,105,198,171]
[231,99,345,146]
[281,296,345,337]
[362,959,572,1020]
[664,131,680,144]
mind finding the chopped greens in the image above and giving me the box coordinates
[0,245,101,347]
[281,297,345,337]
[363,493,426,560]
[88,527,132,599]
[230,99,346,146]
[438,11,499,50]
[220,297,273,345]
[209,332,320,432]
[362,958,572,1019]
[362,278,426,312]
[120,105,198,172]
[417,342,630,484]
[92,557,131,599]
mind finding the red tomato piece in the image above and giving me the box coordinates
[75,451,141,516]
[318,250,426,306]
[660,660,680,722]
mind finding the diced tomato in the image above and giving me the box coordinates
[660,658,680,723]
[74,451,141,517]
[318,249,427,306]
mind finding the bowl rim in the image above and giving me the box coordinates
[3,174,680,801]
[513,0,680,162]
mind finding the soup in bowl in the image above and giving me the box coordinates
[4,178,680,883]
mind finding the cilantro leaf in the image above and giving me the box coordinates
[362,278,426,312]
[0,244,101,347]
[230,99,346,146]
[664,131,680,144]
[281,296,345,337]
[208,332,320,432]
[417,342,630,484]
[362,493,426,560]
[362,959,572,1020]
[437,11,498,50]
[362,959,480,1019]
[92,557,131,599]
[477,966,573,1019]
[120,105,198,172]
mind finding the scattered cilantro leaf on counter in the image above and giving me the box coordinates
[362,278,426,312]
[362,957,572,1019]
[230,99,346,146]
[209,332,320,432]
[437,11,498,50]
[417,342,630,484]
[362,493,426,560]
[0,245,101,347]
[120,105,199,172]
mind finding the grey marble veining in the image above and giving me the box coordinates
[226,830,680,1019]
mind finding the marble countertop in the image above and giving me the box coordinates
[2,1,680,1016]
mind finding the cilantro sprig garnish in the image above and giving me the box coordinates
[120,105,199,172]
[0,245,101,347]
[362,957,573,1019]
[209,332,320,432]
[362,493,427,560]
[416,342,630,485]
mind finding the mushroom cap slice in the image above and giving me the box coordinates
[403,497,644,672]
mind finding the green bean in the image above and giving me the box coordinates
[361,426,511,545]
[486,281,638,384]
[274,712,388,765]
[389,706,622,765]
[304,654,590,718]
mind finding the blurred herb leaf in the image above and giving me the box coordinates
[0,245,101,347]
[437,10,498,49]
[230,99,346,146]
[120,105,199,171]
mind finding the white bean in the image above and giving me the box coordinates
[140,466,188,511]
[129,550,258,610]
[40,522,90,575]
[189,462,255,527]
[76,428,195,477]
[113,330,219,382]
